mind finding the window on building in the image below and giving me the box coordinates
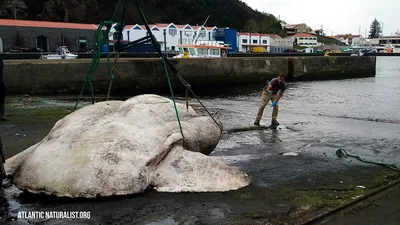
[299,38,304,40]
[133,26,142,30]
[262,40,267,44]
[212,29,217,37]
[77,38,88,52]
[242,39,248,43]
[253,39,258,44]
[169,25,177,37]
[198,29,207,38]
[36,35,48,52]
[184,25,192,29]
[152,27,160,31]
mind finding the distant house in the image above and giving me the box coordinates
[284,23,313,36]
[270,35,294,53]
[237,32,273,52]
[331,34,368,46]
[236,32,294,53]
[287,33,321,47]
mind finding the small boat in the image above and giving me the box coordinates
[173,40,230,58]
[40,46,78,59]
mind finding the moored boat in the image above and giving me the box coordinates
[40,46,78,59]
[173,40,230,58]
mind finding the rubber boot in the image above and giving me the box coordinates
[271,119,279,126]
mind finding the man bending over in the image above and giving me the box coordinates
[254,73,287,126]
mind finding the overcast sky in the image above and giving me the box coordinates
[242,0,399,36]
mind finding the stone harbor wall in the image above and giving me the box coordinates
[2,56,376,95]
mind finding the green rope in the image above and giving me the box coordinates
[161,55,184,138]
[336,149,400,171]
[135,0,184,138]
[73,21,116,111]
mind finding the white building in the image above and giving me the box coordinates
[108,23,218,51]
[270,35,294,53]
[366,35,400,46]
[331,34,368,46]
[288,33,322,47]
[236,32,295,53]
[237,32,271,52]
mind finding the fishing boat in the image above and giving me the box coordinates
[173,40,230,58]
[40,46,78,59]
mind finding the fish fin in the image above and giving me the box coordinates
[151,146,250,192]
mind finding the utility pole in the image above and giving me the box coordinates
[13,6,17,20]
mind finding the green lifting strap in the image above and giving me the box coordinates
[135,0,184,139]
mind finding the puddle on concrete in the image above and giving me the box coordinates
[281,152,299,156]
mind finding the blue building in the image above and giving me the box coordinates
[213,28,238,53]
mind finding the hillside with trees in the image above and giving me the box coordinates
[0,0,286,36]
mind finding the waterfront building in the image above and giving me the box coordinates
[288,33,322,47]
[0,18,296,54]
[270,35,295,53]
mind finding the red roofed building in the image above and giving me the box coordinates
[0,19,98,53]
[237,32,294,53]
[331,34,367,46]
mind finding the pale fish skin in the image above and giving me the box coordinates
[5,94,250,198]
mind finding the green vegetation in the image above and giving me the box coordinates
[5,103,71,124]
[0,0,285,35]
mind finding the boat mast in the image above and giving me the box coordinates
[193,15,210,43]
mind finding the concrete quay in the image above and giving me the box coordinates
[2,56,376,95]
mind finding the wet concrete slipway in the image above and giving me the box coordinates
[1,57,400,225]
